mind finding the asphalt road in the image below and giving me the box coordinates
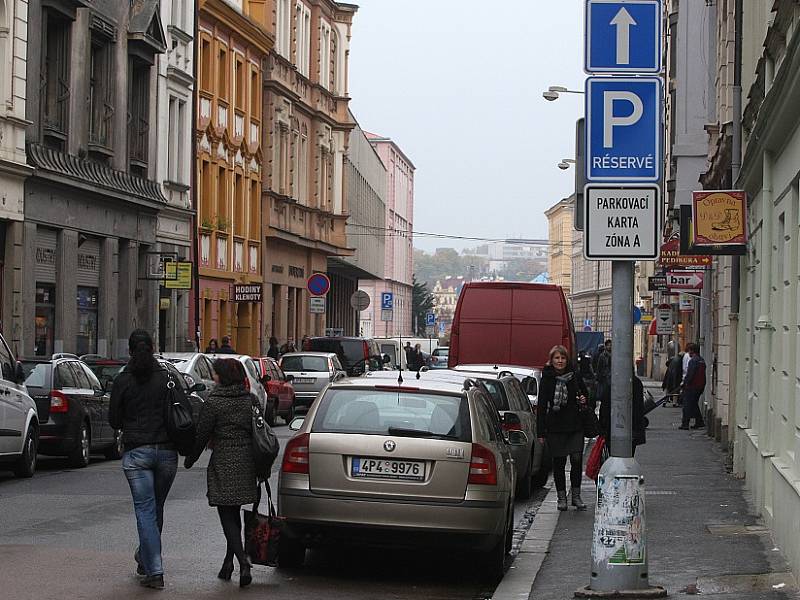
[0,423,543,600]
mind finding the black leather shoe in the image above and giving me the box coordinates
[678,424,690,430]
[139,574,165,590]
[134,550,145,576]
[239,558,252,588]
[692,422,706,429]
[218,560,234,581]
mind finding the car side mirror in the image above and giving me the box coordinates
[94,388,105,396]
[15,361,25,385]
[381,353,391,364]
[505,430,529,446]
[284,374,294,382]
[289,417,305,431]
[191,382,207,393]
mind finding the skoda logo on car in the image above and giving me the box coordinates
[383,440,396,452]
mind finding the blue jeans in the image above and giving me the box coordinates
[122,445,178,576]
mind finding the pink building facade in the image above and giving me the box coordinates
[358,133,415,337]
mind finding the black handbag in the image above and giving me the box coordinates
[164,371,196,455]
[251,396,279,480]
[580,406,601,438]
[244,481,283,567]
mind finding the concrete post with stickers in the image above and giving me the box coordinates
[577,1,666,597]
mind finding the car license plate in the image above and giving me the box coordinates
[293,377,314,384]
[351,457,425,481]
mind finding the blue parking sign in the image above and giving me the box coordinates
[381,292,394,310]
[586,0,662,73]
[426,313,435,327]
[585,77,662,182]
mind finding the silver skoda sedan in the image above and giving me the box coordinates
[277,376,526,583]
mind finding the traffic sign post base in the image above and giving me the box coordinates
[581,457,665,598]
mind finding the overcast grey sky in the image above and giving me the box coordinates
[348,0,585,252]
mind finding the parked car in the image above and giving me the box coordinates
[374,337,440,370]
[430,346,450,369]
[278,376,525,583]
[203,354,272,423]
[85,355,206,423]
[22,355,122,467]
[279,352,346,413]
[161,352,216,401]
[448,282,576,369]
[454,364,542,408]
[303,336,387,376]
[367,367,543,497]
[0,334,39,478]
[255,357,297,424]
[82,357,126,391]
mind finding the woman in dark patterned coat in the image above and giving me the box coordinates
[184,358,257,587]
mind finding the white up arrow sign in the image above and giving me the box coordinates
[610,7,637,66]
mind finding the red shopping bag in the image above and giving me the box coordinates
[243,481,283,567]
[585,436,606,481]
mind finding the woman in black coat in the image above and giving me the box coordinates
[537,345,590,511]
[184,358,258,587]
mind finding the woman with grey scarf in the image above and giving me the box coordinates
[537,345,590,511]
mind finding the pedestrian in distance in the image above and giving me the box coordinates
[537,345,591,511]
[110,329,188,590]
[662,351,684,401]
[217,336,237,354]
[205,338,219,353]
[184,358,259,587]
[266,336,280,360]
[409,343,424,371]
[598,371,647,456]
[679,343,707,430]
[595,339,612,404]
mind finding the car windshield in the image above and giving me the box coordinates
[22,362,51,388]
[312,388,471,442]
[433,349,448,357]
[281,355,328,372]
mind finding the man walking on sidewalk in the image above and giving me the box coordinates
[679,343,706,430]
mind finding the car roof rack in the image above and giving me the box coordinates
[52,353,80,360]
[497,370,514,379]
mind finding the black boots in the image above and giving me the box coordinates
[239,557,252,587]
[557,490,568,511]
[139,574,165,590]
[218,559,234,581]
[571,487,587,510]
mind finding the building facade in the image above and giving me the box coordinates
[729,0,800,582]
[262,0,357,349]
[329,115,385,336]
[155,0,194,352]
[196,0,271,356]
[570,229,612,335]
[545,195,573,297]
[431,277,463,340]
[0,0,33,355]
[24,0,168,359]
[359,132,415,337]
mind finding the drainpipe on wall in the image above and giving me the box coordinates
[728,0,742,466]
[191,0,201,352]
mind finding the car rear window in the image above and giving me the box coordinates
[312,388,472,442]
[22,362,51,389]
[479,379,510,411]
[281,355,328,372]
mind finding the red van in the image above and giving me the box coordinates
[448,282,575,369]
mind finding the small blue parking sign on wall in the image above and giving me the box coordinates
[381,292,394,310]
[426,313,435,327]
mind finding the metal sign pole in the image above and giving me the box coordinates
[610,261,633,459]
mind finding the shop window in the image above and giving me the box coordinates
[77,287,99,356]
[35,284,56,357]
